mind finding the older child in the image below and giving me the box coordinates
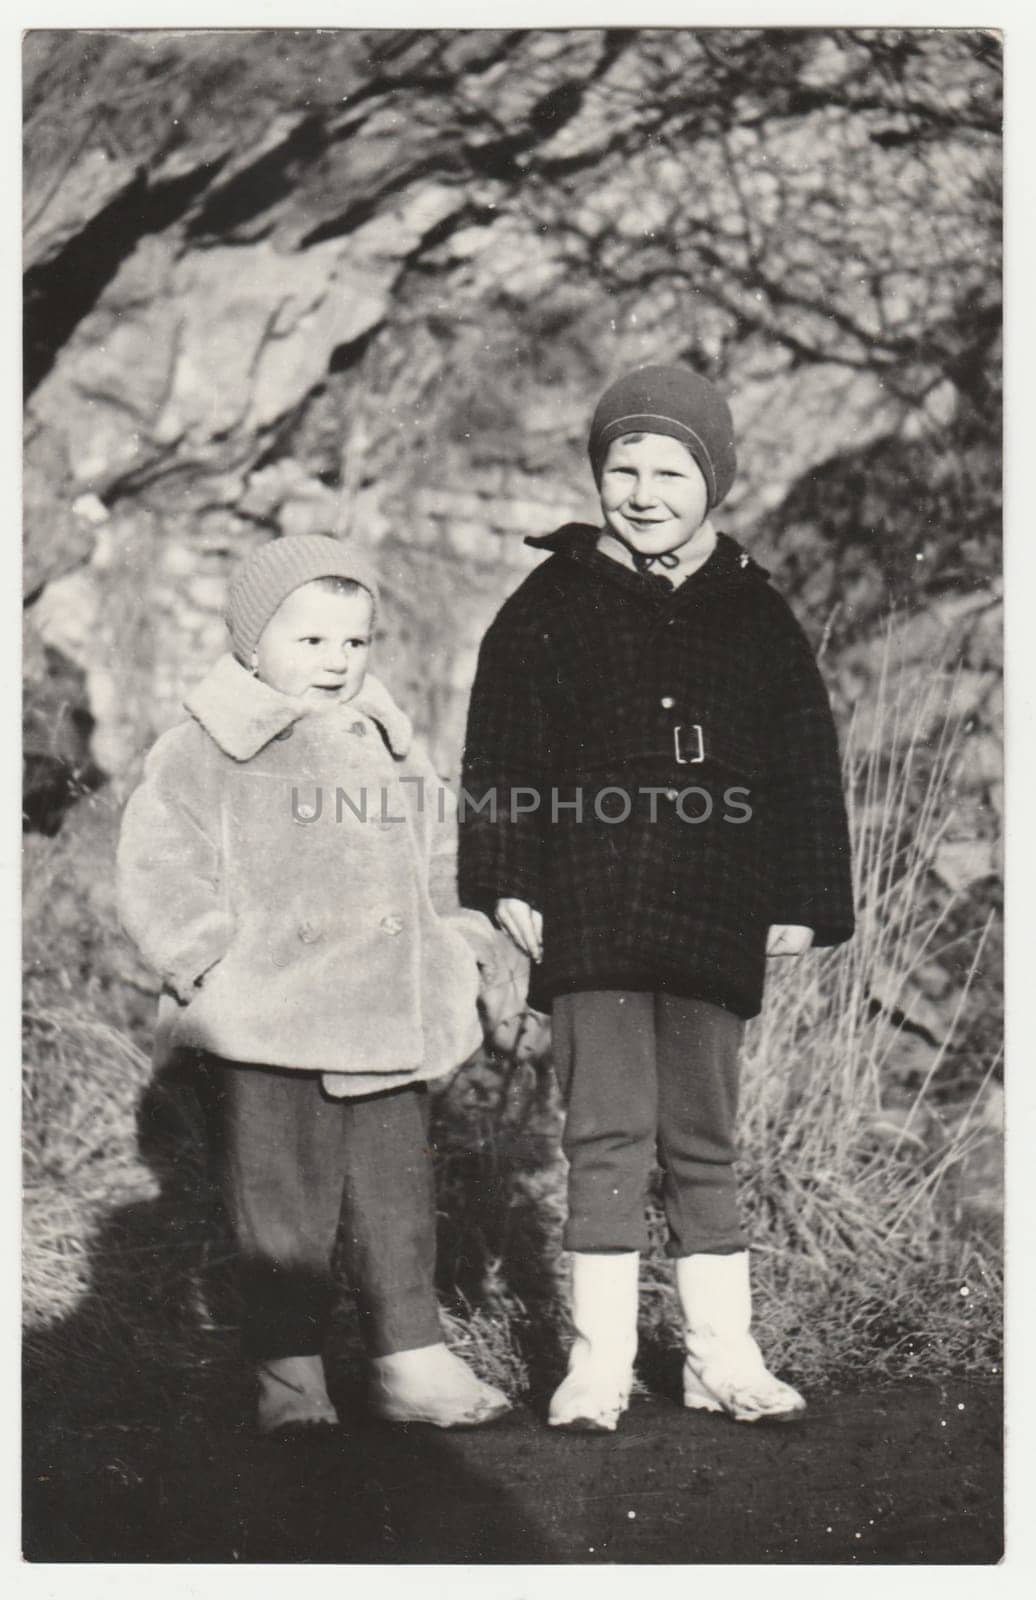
[459,365,855,1431]
[118,534,511,1434]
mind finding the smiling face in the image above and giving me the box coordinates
[252,581,374,703]
[598,432,710,559]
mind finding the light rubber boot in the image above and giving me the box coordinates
[369,1343,511,1428]
[676,1252,805,1423]
[548,1251,639,1433]
[256,1354,340,1434]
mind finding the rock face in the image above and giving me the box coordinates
[24,31,619,780]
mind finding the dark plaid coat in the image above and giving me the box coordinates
[458,524,855,1019]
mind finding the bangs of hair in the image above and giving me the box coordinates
[601,431,700,471]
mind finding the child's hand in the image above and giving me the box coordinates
[477,932,531,1045]
[766,924,814,957]
[494,897,543,963]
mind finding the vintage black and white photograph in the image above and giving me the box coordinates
[21,21,1004,1565]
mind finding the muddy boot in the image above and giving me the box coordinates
[548,1252,639,1432]
[676,1252,805,1423]
[369,1343,511,1428]
[256,1354,340,1434]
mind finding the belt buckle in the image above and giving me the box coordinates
[673,724,704,765]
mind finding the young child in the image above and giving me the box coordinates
[459,365,855,1431]
[118,534,512,1434]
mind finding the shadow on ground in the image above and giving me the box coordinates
[23,1050,566,1562]
[24,1055,1003,1563]
[24,1382,1004,1564]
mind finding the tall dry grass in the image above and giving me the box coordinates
[698,644,1002,1384]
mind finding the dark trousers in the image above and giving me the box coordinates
[551,991,747,1256]
[210,1058,443,1361]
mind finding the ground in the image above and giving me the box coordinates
[24,1378,1002,1564]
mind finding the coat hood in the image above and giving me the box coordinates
[183,653,414,762]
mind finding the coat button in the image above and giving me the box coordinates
[350,720,368,737]
[380,913,404,936]
[660,695,675,709]
[297,920,322,943]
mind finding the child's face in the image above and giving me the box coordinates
[599,433,710,558]
[253,583,373,703]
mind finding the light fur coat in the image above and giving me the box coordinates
[117,654,512,1096]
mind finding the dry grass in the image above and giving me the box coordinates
[23,649,1002,1423]
[724,644,1003,1385]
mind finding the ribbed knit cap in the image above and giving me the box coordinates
[588,364,737,508]
[224,535,381,663]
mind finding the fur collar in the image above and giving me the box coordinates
[184,654,413,762]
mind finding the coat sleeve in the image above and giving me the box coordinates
[765,599,856,947]
[116,723,234,1002]
[458,604,548,917]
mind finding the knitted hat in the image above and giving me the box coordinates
[588,364,737,508]
[224,535,381,663]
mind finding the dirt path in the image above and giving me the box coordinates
[25,1379,1001,1563]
